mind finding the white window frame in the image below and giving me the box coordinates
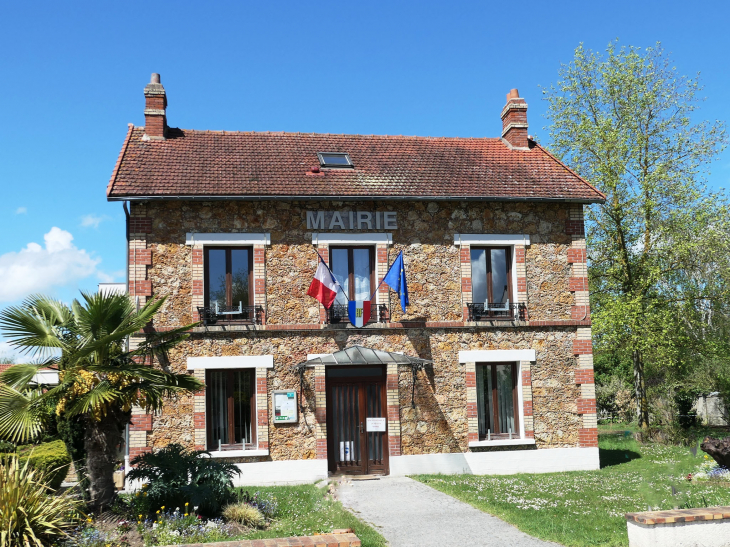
[185,233,270,246]
[187,355,272,456]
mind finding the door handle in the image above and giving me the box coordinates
[359,422,364,434]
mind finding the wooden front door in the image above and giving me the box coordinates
[326,366,389,475]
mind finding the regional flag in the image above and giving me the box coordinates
[348,300,372,327]
[307,255,340,309]
[382,251,410,312]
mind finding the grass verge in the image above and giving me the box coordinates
[415,431,730,546]
[234,483,386,547]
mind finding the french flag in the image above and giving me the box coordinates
[307,255,340,309]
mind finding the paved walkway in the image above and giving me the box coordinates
[337,476,558,547]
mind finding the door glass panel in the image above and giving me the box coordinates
[232,370,252,444]
[332,384,360,466]
[484,366,494,433]
[230,249,250,307]
[366,383,383,463]
[207,249,227,308]
[496,364,515,434]
[491,249,509,304]
[331,249,349,305]
[208,370,228,448]
[352,249,371,301]
[470,248,487,304]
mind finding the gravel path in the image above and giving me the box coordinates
[338,476,558,547]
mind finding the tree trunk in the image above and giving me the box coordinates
[633,349,649,427]
[84,407,130,512]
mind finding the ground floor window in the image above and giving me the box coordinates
[476,363,519,439]
[206,369,255,450]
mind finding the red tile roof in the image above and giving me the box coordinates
[107,126,605,203]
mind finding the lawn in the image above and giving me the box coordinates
[233,484,387,547]
[415,430,730,547]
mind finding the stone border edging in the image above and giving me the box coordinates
[625,507,730,525]
[169,532,361,547]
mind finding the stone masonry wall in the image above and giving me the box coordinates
[143,326,581,460]
[137,200,575,326]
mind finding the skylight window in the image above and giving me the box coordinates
[317,152,353,168]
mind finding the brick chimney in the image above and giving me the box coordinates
[143,73,167,140]
[501,88,529,149]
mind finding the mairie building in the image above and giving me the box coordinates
[107,74,605,484]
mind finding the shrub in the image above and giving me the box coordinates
[15,439,72,490]
[126,443,240,516]
[0,455,81,546]
[222,502,265,528]
[232,490,279,519]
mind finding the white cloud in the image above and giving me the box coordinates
[15,207,27,214]
[80,214,108,229]
[0,227,101,302]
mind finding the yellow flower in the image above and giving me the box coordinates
[138,514,142,519]
[705,455,709,459]
[156,510,160,514]
[161,506,165,510]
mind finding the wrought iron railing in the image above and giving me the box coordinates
[197,305,264,326]
[467,302,526,321]
[327,304,390,324]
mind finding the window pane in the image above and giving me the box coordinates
[331,249,349,305]
[208,370,228,448]
[232,370,253,444]
[485,366,494,433]
[230,249,250,306]
[491,249,509,304]
[320,153,351,166]
[470,248,487,304]
[496,364,515,434]
[352,249,371,301]
[207,249,227,309]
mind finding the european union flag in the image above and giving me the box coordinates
[382,251,409,312]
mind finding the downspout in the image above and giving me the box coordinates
[122,201,131,473]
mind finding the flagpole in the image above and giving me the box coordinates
[318,252,350,304]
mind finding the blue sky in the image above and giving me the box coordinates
[1,0,729,356]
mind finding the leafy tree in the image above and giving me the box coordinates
[544,41,730,426]
[0,292,202,511]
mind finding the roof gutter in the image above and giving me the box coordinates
[108,194,605,204]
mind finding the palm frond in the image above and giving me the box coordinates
[0,364,47,390]
[0,384,48,443]
[0,296,72,357]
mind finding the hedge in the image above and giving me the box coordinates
[5,440,72,490]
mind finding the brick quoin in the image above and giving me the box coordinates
[515,247,526,264]
[577,398,597,414]
[194,445,205,451]
[569,277,589,292]
[523,400,533,416]
[193,412,205,429]
[567,248,587,263]
[129,280,152,297]
[315,377,326,392]
[386,374,398,390]
[521,368,532,386]
[387,405,399,421]
[256,377,267,394]
[566,219,585,236]
[525,430,535,438]
[389,435,401,456]
[466,402,477,418]
[571,305,591,320]
[129,217,153,234]
[579,427,598,447]
[258,409,268,426]
[575,369,595,384]
[130,414,152,431]
[460,249,471,263]
[573,339,593,355]
[315,408,327,423]
[379,278,388,293]
[192,249,203,265]
[258,440,269,449]
[468,432,479,443]
[465,371,476,388]
[461,277,472,292]
[129,248,153,265]
[192,280,203,296]
[316,439,328,459]
[129,447,152,458]
[517,277,527,292]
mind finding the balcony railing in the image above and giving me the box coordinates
[467,302,526,321]
[197,303,264,326]
[327,304,390,325]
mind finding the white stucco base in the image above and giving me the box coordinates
[389,447,600,476]
[627,519,730,547]
[230,459,329,486]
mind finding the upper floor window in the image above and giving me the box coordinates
[330,247,374,306]
[476,363,519,440]
[207,368,255,450]
[205,247,252,312]
[317,152,353,168]
[470,247,512,318]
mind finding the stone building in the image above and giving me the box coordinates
[107,74,605,484]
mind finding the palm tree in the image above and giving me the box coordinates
[0,292,202,511]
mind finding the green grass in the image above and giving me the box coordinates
[233,484,386,547]
[415,431,730,547]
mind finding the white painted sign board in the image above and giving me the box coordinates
[366,417,387,432]
[272,390,298,424]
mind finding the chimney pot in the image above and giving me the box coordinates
[501,88,529,149]
[151,73,161,84]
